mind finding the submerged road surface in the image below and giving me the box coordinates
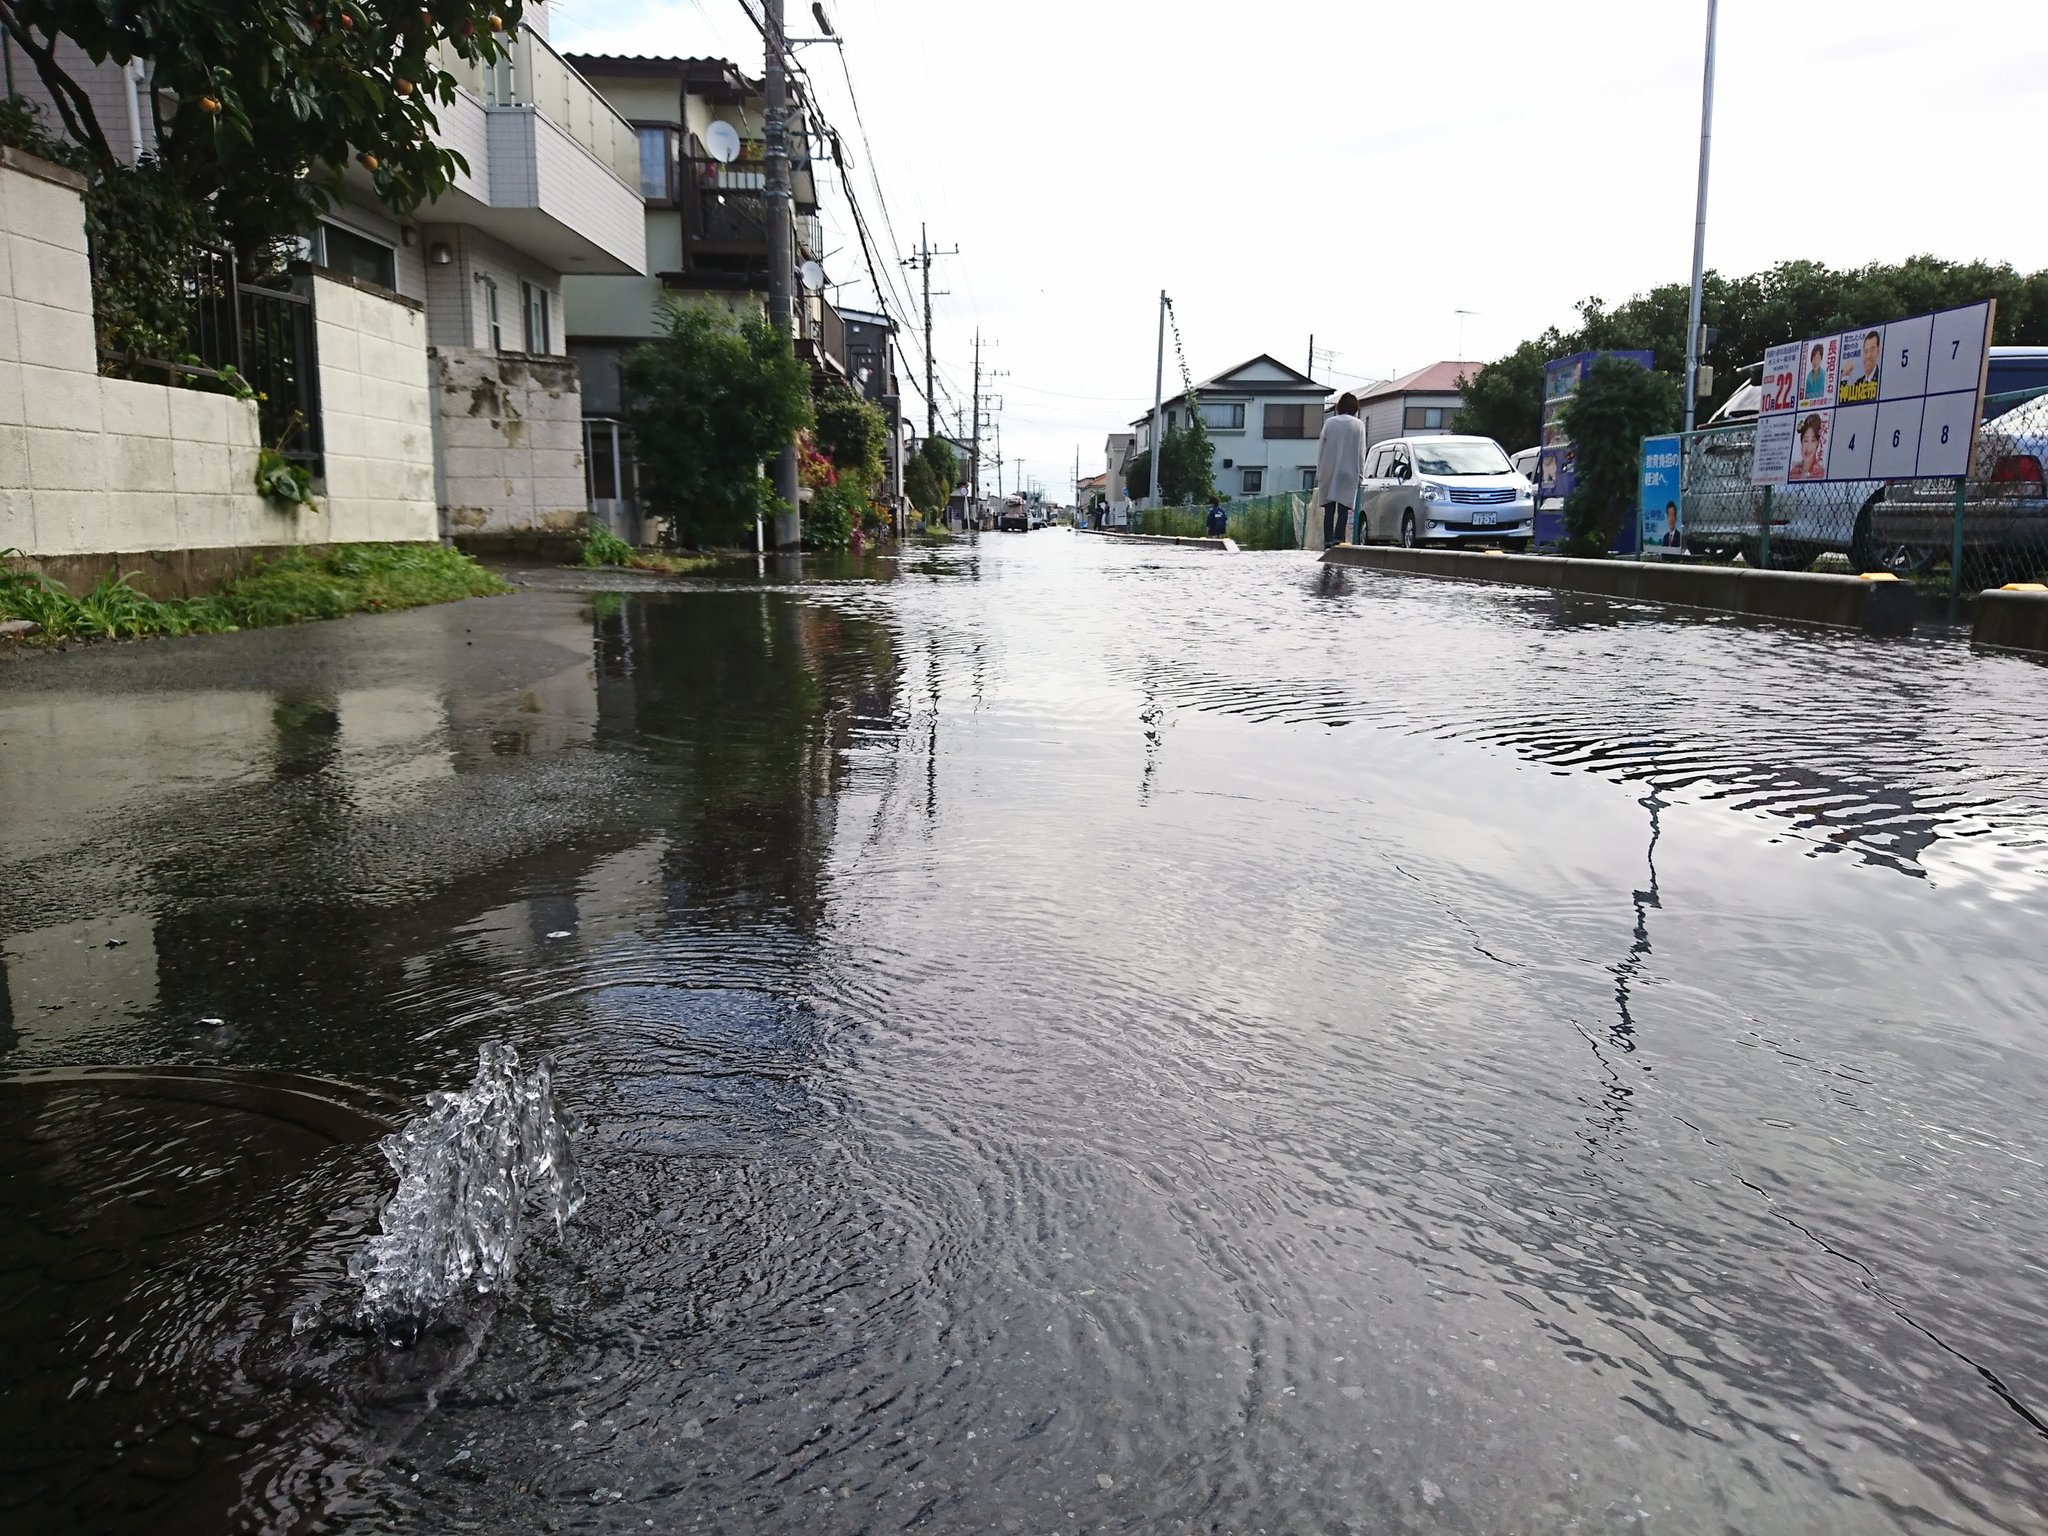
[3,531,2048,1534]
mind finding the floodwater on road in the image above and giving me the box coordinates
[3,530,2048,1535]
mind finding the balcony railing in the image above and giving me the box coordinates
[438,30,638,188]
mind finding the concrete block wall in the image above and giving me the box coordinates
[0,147,439,579]
[311,273,438,544]
[434,347,587,545]
[0,149,273,562]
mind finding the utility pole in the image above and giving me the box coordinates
[902,224,956,439]
[995,423,1004,499]
[970,329,982,508]
[1683,0,1719,436]
[1149,290,1166,507]
[762,0,800,549]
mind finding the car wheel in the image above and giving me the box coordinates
[1400,511,1418,548]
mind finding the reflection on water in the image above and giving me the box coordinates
[1,535,2046,1533]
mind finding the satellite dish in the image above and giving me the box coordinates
[799,260,825,294]
[705,120,741,164]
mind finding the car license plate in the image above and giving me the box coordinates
[1471,510,1496,525]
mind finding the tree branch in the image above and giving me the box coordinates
[0,9,111,166]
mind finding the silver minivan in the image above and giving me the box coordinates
[1354,435,1536,549]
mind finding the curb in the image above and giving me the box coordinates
[1972,588,2048,656]
[1074,528,1236,552]
[1319,544,1917,637]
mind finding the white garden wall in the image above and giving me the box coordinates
[0,146,436,587]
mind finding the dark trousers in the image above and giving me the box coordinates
[1323,500,1347,547]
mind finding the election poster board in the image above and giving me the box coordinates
[1752,301,1994,486]
[1538,349,1655,508]
[1639,434,1683,552]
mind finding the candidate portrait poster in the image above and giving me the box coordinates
[1836,326,1883,406]
[1787,411,1832,482]
[1796,337,1837,412]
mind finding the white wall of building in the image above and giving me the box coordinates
[1361,391,1466,450]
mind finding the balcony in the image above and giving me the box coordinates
[423,32,647,276]
[656,152,822,286]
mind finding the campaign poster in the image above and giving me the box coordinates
[1760,342,1802,415]
[1787,409,1832,482]
[1752,412,1795,486]
[1544,353,1591,403]
[1639,434,1683,552]
[1796,336,1837,412]
[1836,326,1884,407]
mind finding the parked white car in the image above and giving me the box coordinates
[1355,436,1536,550]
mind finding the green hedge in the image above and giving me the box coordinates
[1135,496,1298,550]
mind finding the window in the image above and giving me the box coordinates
[1201,401,1245,431]
[1403,404,1450,431]
[318,221,396,289]
[480,276,502,350]
[1300,467,1316,492]
[1413,439,1512,475]
[635,126,677,202]
[522,280,550,354]
[1264,403,1312,439]
[1241,467,1264,495]
[1366,446,1394,478]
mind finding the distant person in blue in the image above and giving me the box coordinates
[1205,496,1228,537]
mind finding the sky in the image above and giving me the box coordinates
[550,0,2048,499]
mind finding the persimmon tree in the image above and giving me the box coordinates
[0,0,524,247]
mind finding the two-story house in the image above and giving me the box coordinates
[1128,356,1332,501]
[1351,361,1483,450]
[562,53,849,532]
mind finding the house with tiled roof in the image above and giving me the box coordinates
[1350,361,1485,450]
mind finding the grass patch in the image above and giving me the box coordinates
[575,520,715,576]
[0,543,508,643]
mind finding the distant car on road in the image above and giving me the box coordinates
[998,496,1031,532]
[1355,435,1536,550]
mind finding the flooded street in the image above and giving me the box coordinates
[5,531,2048,1534]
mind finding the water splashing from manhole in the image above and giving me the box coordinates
[348,1042,581,1341]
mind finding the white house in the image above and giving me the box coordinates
[1129,356,1332,501]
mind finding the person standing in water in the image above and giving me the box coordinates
[1313,393,1366,549]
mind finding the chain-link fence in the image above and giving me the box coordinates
[1676,383,2048,597]
[1135,493,1311,550]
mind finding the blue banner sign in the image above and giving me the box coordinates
[1640,434,1683,552]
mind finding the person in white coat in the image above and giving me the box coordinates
[1312,393,1366,550]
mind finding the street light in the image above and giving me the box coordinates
[1682,0,1720,437]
